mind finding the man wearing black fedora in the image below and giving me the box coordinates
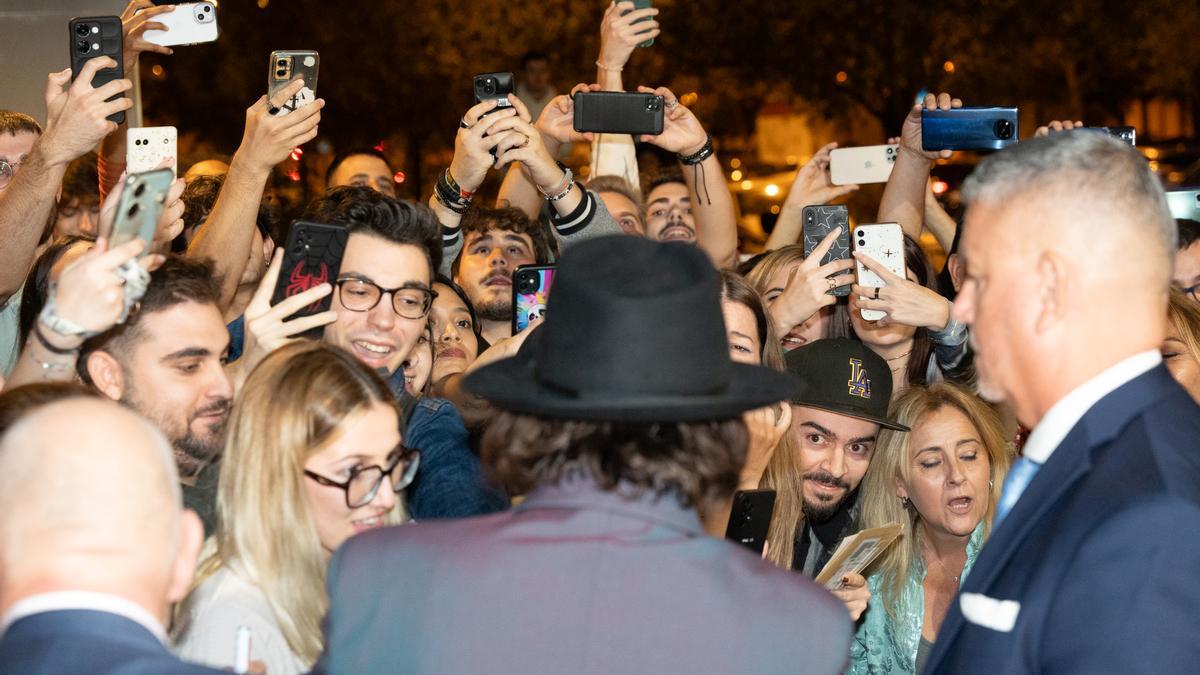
[314,236,853,674]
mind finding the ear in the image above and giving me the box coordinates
[166,509,205,604]
[86,351,126,401]
[894,476,909,501]
[947,254,965,292]
[1033,251,1069,335]
[262,234,276,260]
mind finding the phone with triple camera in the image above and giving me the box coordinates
[853,223,906,321]
[127,126,177,177]
[829,144,899,185]
[142,2,219,47]
[268,50,319,116]
[512,264,556,334]
[108,169,174,256]
[802,205,852,297]
[1167,188,1200,222]
[724,489,776,554]
[271,221,348,340]
[68,16,125,124]
[922,107,1019,152]
[625,0,655,48]
[573,92,664,136]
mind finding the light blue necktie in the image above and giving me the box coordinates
[993,456,1042,527]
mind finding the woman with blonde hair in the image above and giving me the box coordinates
[847,382,1011,674]
[1163,288,1200,404]
[174,342,419,674]
[743,240,855,353]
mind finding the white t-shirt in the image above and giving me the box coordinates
[174,566,309,675]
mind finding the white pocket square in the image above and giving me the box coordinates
[960,592,1020,632]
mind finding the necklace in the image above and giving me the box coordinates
[885,350,912,374]
[925,546,963,584]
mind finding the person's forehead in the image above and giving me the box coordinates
[336,154,391,179]
[342,231,430,285]
[790,404,880,437]
[647,182,689,205]
[464,228,533,248]
[135,302,230,357]
[600,190,638,214]
[433,284,470,311]
[0,130,38,159]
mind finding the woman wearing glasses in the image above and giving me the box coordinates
[173,342,418,674]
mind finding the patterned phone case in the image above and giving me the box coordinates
[127,127,177,177]
[268,50,319,116]
[512,266,555,334]
[272,221,348,339]
[802,205,852,297]
[68,16,125,124]
[852,223,906,321]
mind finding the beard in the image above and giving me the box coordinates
[800,469,852,524]
[476,296,511,322]
[123,386,229,478]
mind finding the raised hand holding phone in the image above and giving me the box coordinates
[851,249,949,330]
[635,85,701,152]
[769,227,854,333]
[599,1,661,71]
[236,77,324,176]
[900,91,962,161]
[40,57,133,166]
[120,0,176,68]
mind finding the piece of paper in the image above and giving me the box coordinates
[814,522,904,590]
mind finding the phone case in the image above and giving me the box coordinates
[268,50,319,116]
[724,489,777,554]
[922,107,1019,152]
[802,205,852,297]
[1167,189,1200,222]
[627,0,654,48]
[573,92,664,136]
[272,222,348,339]
[512,265,555,334]
[110,169,174,254]
[853,223,906,321]
[142,2,219,47]
[68,16,124,124]
[474,72,515,108]
[829,144,899,185]
[1093,126,1136,146]
[127,126,178,177]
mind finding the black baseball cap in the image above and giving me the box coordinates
[783,338,909,432]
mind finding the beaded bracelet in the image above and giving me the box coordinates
[546,181,575,203]
[539,167,573,199]
[678,134,714,166]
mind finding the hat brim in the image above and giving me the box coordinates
[787,399,910,432]
[464,355,805,423]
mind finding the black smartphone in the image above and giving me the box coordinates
[724,489,776,554]
[802,205,852,297]
[271,221,348,340]
[1167,188,1200,222]
[268,50,319,116]
[626,0,654,48]
[922,107,1019,152]
[108,169,174,255]
[573,92,664,135]
[473,72,514,113]
[512,264,555,334]
[68,16,125,124]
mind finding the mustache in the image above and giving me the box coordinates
[191,399,231,422]
[803,470,850,491]
[481,270,512,284]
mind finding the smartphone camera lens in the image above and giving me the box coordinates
[481,77,497,96]
[858,239,866,247]
[75,24,89,37]
[647,98,661,111]
[995,119,1014,140]
[76,39,90,54]
[856,230,864,237]
[276,69,287,77]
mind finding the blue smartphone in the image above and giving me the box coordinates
[512,265,555,334]
[627,0,654,48]
[109,169,175,256]
[922,107,1019,152]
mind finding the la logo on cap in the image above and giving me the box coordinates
[848,358,871,399]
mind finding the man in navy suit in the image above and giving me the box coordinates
[0,395,220,674]
[316,236,853,674]
[924,131,1200,673]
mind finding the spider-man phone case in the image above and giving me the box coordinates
[271,221,348,340]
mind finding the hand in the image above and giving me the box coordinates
[598,1,661,70]
[234,79,324,175]
[784,142,858,208]
[240,249,337,368]
[899,91,962,162]
[636,86,707,156]
[48,237,162,342]
[120,0,174,71]
[536,83,599,147]
[851,250,950,330]
[1034,119,1085,137]
[152,174,185,253]
[39,58,133,165]
[448,100,520,193]
[466,319,541,374]
[770,228,855,331]
[831,573,871,621]
[740,403,791,487]
[493,96,567,191]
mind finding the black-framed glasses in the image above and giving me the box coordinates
[1182,283,1200,303]
[0,159,18,191]
[336,277,437,319]
[304,446,421,508]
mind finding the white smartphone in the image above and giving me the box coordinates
[233,625,251,674]
[142,2,219,47]
[853,223,906,321]
[127,126,177,177]
[829,144,899,185]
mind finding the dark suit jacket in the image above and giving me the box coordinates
[0,609,225,675]
[924,365,1200,674]
[317,475,852,674]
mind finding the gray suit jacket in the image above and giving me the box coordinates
[316,475,852,674]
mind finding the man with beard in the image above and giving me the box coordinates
[452,206,554,345]
[79,257,232,535]
[782,338,908,579]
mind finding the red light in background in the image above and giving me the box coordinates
[393,171,406,184]
[374,141,387,152]
[286,169,301,182]
[932,180,949,195]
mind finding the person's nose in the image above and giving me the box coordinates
[442,322,461,343]
[826,448,848,480]
[951,283,975,326]
[367,293,397,331]
[369,472,398,512]
[208,363,233,402]
[487,248,508,269]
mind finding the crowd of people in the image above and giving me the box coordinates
[1,1,1200,673]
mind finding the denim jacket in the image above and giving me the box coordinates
[848,522,985,674]
[403,397,509,519]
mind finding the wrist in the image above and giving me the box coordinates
[898,145,935,165]
[35,318,83,353]
[448,159,483,194]
[33,137,70,169]
[927,298,951,331]
[230,151,273,181]
[680,138,707,157]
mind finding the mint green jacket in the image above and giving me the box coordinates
[847,523,985,674]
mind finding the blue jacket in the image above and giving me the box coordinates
[924,365,1200,674]
[404,397,508,519]
[0,610,225,675]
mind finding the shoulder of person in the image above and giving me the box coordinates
[407,397,468,435]
[174,570,297,670]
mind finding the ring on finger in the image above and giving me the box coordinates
[665,99,678,109]
[459,117,472,130]
[873,286,880,300]
[827,277,836,290]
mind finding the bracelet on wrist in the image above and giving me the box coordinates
[436,169,473,213]
[546,181,575,203]
[33,321,82,355]
[595,60,623,73]
[678,134,714,166]
[538,167,573,198]
[434,191,471,215]
[443,169,474,200]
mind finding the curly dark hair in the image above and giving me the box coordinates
[301,186,442,276]
[179,175,278,253]
[450,206,555,276]
[58,153,99,210]
[481,412,748,509]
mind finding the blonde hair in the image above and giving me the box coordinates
[743,244,853,341]
[178,342,402,665]
[858,383,1012,619]
[1167,287,1200,360]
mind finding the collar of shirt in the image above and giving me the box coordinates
[1021,350,1161,464]
[0,591,167,643]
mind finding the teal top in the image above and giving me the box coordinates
[847,522,986,675]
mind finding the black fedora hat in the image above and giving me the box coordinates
[463,236,805,422]
[783,338,909,431]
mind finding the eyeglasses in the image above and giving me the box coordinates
[1181,283,1200,303]
[304,445,421,508]
[0,159,19,191]
[336,277,437,319]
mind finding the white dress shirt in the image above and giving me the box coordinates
[0,590,167,642]
[1021,350,1162,464]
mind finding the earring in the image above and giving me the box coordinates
[899,495,910,507]
[989,479,995,488]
